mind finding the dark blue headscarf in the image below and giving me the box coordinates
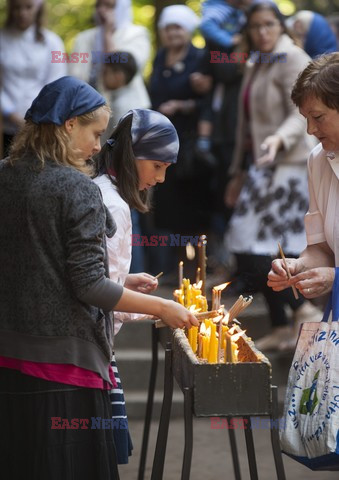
[117,109,179,164]
[25,76,106,125]
[304,13,337,59]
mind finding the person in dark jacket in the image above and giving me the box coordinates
[0,75,198,480]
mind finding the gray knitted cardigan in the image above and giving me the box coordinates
[0,156,123,385]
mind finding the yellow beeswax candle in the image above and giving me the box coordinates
[202,334,210,360]
[183,278,191,307]
[208,323,218,363]
[191,288,201,305]
[179,261,183,288]
[196,295,204,312]
[187,326,192,349]
[190,326,198,354]
[198,333,202,357]
[232,341,238,362]
[204,319,212,330]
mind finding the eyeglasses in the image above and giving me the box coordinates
[248,21,280,33]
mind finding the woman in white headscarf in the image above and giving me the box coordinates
[148,5,213,276]
[69,0,150,127]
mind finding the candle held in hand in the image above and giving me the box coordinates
[277,243,299,300]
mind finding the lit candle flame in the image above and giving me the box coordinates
[186,242,195,260]
[194,280,203,289]
[213,281,231,291]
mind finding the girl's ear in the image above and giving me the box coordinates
[64,117,77,134]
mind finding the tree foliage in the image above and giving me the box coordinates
[0,0,338,51]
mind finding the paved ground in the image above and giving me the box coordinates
[119,417,338,479]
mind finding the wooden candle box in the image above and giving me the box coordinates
[171,328,272,417]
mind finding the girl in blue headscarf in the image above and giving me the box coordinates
[94,109,179,464]
[94,109,179,463]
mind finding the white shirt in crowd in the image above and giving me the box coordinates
[0,25,67,135]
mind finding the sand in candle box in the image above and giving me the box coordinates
[194,323,267,364]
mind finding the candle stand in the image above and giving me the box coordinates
[138,326,286,480]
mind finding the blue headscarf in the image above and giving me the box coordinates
[25,76,106,125]
[116,109,179,164]
[304,13,337,59]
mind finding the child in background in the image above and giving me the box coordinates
[102,52,137,91]
[196,0,253,157]
[94,108,179,464]
[200,0,252,50]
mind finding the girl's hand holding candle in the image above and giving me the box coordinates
[157,299,199,329]
[124,272,159,293]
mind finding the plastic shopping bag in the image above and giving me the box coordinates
[280,268,339,470]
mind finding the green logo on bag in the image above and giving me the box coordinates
[299,370,320,415]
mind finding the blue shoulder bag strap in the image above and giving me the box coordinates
[322,267,339,323]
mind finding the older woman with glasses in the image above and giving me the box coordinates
[268,52,339,303]
[225,1,320,352]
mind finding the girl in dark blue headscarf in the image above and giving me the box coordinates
[94,108,179,464]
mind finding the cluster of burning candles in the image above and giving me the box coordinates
[154,236,260,363]
[174,264,253,364]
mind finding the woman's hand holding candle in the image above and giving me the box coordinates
[290,267,335,299]
[268,257,302,291]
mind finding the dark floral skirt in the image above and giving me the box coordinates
[227,163,308,256]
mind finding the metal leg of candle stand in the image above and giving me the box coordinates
[181,387,193,480]
[151,342,173,480]
[227,419,242,480]
[243,416,259,480]
[138,324,159,480]
[270,386,286,480]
